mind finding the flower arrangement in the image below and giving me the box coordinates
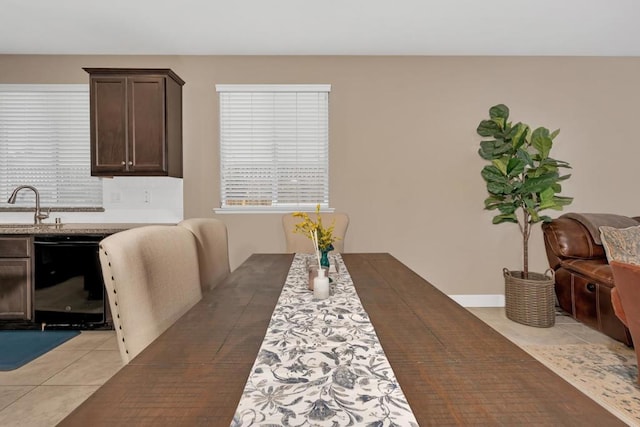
[292,205,337,253]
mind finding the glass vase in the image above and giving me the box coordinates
[320,250,330,269]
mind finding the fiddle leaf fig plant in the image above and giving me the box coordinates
[477,104,573,277]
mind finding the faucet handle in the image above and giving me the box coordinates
[37,208,50,221]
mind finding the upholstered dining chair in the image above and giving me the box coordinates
[178,217,231,291]
[282,212,349,253]
[99,225,203,364]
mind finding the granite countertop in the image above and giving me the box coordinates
[0,223,173,235]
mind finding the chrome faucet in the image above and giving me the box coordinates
[7,185,50,225]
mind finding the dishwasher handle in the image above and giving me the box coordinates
[33,235,105,246]
[34,241,101,247]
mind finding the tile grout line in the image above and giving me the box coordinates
[0,331,119,423]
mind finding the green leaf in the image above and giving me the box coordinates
[484,195,504,203]
[521,173,558,194]
[487,181,512,195]
[550,128,560,140]
[523,195,536,209]
[506,158,526,177]
[489,104,509,121]
[511,123,529,150]
[478,140,511,160]
[492,213,518,224]
[538,187,556,209]
[491,157,509,176]
[530,163,558,178]
[553,196,574,206]
[505,124,518,139]
[516,148,534,167]
[481,165,508,182]
[497,203,517,215]
[477,120,501,137]
[531,127,552,159]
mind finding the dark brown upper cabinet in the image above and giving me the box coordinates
[84,68,185,177]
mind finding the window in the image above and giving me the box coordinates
[0,84,102,208]
[216,84,330,212]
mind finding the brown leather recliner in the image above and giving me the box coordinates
[542,213,636,345]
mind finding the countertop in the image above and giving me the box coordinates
[0,223,173,235]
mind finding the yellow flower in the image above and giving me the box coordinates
[292,204,338,252]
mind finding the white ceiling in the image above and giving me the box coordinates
[2,0,640,56]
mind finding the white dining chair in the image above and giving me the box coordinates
[99,225,203,364]
[178,217,231,291]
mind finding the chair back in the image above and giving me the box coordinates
[99,225,203,364]
[282,212,349,253]
[178,218,231,291]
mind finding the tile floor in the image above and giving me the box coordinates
[0,308,625,426]
[468,306,621,347]
[0,330,122,427]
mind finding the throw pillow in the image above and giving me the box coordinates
[600,225,640,265]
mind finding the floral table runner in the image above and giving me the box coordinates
[231,254,419,427]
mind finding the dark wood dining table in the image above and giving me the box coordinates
[59,253,624,426]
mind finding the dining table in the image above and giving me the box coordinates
[58,253,624,426]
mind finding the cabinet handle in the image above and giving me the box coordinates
[128,161,133,166]
[586,283,596,292]
[121,161,125,166]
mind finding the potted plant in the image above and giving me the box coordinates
[477,104,573,327]
[292,204,338,268]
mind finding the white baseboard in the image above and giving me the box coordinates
[448,294,505,307]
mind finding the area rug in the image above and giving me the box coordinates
[523,343,640,426]
[0,330,80,371]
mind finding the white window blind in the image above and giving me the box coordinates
[216,84,330,212]
[0,84,102,208]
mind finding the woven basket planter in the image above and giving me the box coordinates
[503,268,556,328]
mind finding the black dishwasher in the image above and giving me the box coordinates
[33,234,110,329]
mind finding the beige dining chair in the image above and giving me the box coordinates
[282,212,349,253]
[99,225,203,364]
[178,217,231,291]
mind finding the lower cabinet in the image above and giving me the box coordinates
[0,237,32,320]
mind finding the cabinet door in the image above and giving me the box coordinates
[128,76,167,174]
[0,259,32,320]
[90,76,128,174]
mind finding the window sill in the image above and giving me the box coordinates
[214,207,335,215]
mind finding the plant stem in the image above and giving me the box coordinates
[522,209,530,278]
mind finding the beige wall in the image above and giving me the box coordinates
[2,55,640,297]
